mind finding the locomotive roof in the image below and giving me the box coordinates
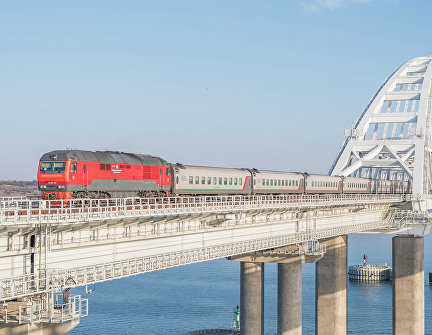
[40,150,168,166]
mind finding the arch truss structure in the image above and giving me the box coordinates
[329,56,432,196]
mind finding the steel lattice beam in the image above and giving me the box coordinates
[329,56,432,196]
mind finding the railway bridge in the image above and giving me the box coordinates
[1,55,432,335]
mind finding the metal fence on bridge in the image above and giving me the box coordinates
[0,194,411,225]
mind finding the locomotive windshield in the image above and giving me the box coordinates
[40,162,66,174]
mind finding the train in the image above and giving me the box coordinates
[37,150,412,200]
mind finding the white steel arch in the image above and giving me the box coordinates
[329,56,432,196]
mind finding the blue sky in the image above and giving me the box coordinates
[1,0,432,180]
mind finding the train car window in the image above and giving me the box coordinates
[219,177,222,185]
[166,168,170,175]
[195,176,199,184]
[202,177,205,184]
[254,180,256,185]
[100,164,105,170]
[296,181,298,186]
[239,178,243,185]
[224,178,227,185]
[234,178,238,185]
[266,179,269,186]
[213,177,217,185]
[282,180,284,186]
[278,180,281,186]
[189,176,193,184]
[208,177,211,184]
[270,180,273,186]
[120,165,125,168]
[106,164,111,171]
[71,163,77,173]
[229,178,232,185]
[83,165,86,173]
[176,176,179,184]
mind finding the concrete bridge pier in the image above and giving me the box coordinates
[277,262,302,335]
[231,243,324,335]
[392,235,424,335]
[240,262,264,335]
[315,235,347,335]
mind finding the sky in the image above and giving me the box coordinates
[1,0,432,180]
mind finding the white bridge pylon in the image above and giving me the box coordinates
[329,56,432,196]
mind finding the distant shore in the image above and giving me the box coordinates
[0,180,39,198]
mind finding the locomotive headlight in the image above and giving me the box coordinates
[58,185,66,190]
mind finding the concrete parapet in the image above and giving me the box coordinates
[392,235,424,335]
[315,235,347,335]
[240,262,264,335]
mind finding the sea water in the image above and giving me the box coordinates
[69,233,432,334]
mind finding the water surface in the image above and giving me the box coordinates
[70,233,432,334]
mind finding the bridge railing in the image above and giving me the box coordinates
[0,194,411,224]
[0,293,87,324]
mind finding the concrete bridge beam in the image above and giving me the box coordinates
[392,235,424,335]
[315,235,347,335]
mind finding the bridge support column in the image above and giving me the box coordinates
[315,235,347,335]
[0,319,79,335]
[231,242,324,335]
[278,262,302,335]
[240,262,264,335]
[392,235,424,335]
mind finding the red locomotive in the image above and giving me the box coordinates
[38,150,171,200]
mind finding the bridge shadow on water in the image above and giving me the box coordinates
[69,233,432,335]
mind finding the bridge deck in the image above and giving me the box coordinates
[0,194,411,302]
